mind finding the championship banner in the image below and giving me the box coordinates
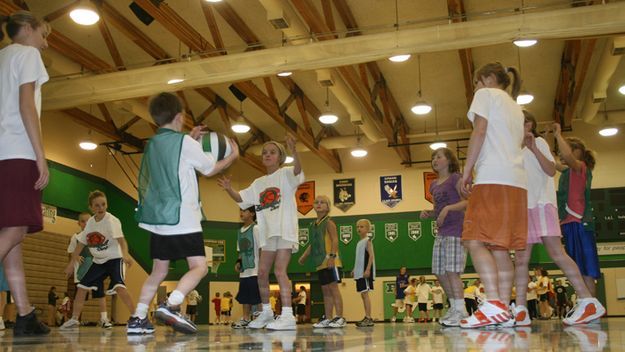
[423,172,437,204]
[296,181,315,215]
[385,223,399,242]
[408,222,422,241]
[431,221,438,237]
[340,225,353,245]
[298,228,309,246]
[334,178,355,212]
[380,175,402,208]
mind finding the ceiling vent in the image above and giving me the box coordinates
[592,92,607,104]
[612,36,625,56]
[268,9,290,29]
[317,70,335,87]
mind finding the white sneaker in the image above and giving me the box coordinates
[460,300,511,329]
[404,316,415,323]
[328,317,346,328]
[100,319,113,329]
[440,309,454,322]
[441,309,465,327]
[248,310,275,329]
[512,305,531,327]
[60,318,81,329]
[266,314,296,331]
[563,298,606,325]
[313,318,331,328]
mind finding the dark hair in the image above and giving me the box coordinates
[431,147,460,174]
[522,110,539,137]
[0,11,50,42]
[88,190,106,206]
[148,92,183,126]
[244,206,256,221]
[565,137,596,170]
[541,269,549,277]
[476,62,522,99]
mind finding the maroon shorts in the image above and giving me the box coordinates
[0,159,43,233]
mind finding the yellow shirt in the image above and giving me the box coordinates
[315,218,342,270]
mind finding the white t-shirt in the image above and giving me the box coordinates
[467,88,527,189]
[431,286,445,304]
[536,276,550,295]
[77,212,124,264]
[527,281,538,301]
[298,290,307,305]
[140,135,216,235]
[523,137,557,208]
[404,285,417,304]
[416,283,432,303]
[0,44,49,161]
[238,167,305,249]
[237,225,261,278]
[187,290,201,305]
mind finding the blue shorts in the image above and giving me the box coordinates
[561,222,600,279]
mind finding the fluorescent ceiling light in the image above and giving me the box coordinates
[389,54,411,62]
[411,102,432,115]
[513,39,537,47]
[319,113,338,125]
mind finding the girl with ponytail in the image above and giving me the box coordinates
[0,11,51,336]
[459,62,527,328]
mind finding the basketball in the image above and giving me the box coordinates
[201,132,233,161]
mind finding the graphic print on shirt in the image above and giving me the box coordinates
[257,187,281,212]
[86,232,110,252]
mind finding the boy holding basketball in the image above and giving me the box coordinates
[128,92,238,334]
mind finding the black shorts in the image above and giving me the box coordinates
[539,293,549,302]
[221,310,231,316]
[297,304,306,315]
[418,303,428,312]
[433,303,444,310]
[318,267,342,286]
[78,258,125,296]
[186,305,197,315]
[236,276,261,305]
[356,277,374,293]
[150,232,205,260]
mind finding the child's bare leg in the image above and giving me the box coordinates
[258,250,276,304]
[361,292,371,318]
[492,250,514,304]
[514,245,532,308]
[321,285,334,319]
[543,237,592,299]
[176,256,208,295]
[329,283,343,317]
[137,259,170,307]
[114,287,135,312]
[274,249,293,308]
[2,240,32,315]
[464,240,500,300]
[70,288,88,319]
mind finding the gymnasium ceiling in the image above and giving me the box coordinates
[1,0,625,175]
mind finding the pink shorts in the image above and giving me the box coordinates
[0,159,43,233]
[526,204,561,244]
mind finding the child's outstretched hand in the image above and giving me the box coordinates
[217,175,232,190]
[297,255,306,265]
[285,134,297,154]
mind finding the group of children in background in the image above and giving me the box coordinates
[0,8,605,336]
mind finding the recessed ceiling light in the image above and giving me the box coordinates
[389,54,411,62]
[429,142,447,150]
[411,101,432,115]
[167,78,184,85]
[513,39,537,47]
[79,141,98,150]
[231,122,250,134]
[351,148,367,157]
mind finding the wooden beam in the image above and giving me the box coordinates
[295,95,314,137]
[263,77,278,105]
[62,108,144,150]
[43,0,79,22]
[98,1,170,61]
[200,1,226,54]
[333,0,359,36]
[98,16,125,69]
[47,30,114,72]
[12,0,27,10]
[196,103,219,125]
[118,115,142,133]
[97,103,115,126]
[447,0,475,107]
[321,0,336,33]
[212,2,260,48]
[279,93,297,116]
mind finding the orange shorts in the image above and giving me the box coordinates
[462,184,528,250]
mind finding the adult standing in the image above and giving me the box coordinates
[0,11,50,336]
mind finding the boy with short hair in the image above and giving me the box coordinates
[128,92,238,334]
[353,219,375,327]
[232,206,261,329]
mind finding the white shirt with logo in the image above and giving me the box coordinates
[239,167,305,249]
[77,212,124,264]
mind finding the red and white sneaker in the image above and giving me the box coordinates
[513,305,531,327]
[460,300,511,329]
[563,298,606,325]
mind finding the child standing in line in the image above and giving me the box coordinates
[298,195,345,328]
[420,147,468,326]
[221,292,233,325]
[415,276,432,323]
[353,219,376,327]
[128,92,238,335]
[403,278,417,323]
[185,289,201,323]
[460,62,527,328]
[62,190,136,329]
[218,136,304,330]
[212,292,222,324]
[553,122,605,323]
[0,11,51,337]
[391,267,409,323]
[431,280,445,323]
[232,207,262,329]
[67,211,112,328]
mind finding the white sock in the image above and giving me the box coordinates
[455,299,467,314]
[262,303,272,312]
[134,303,149,319]
[167,290,185,306]
[281,307,293,317]
[100,312,108,321]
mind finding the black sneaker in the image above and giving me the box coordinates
[127,316,155,335]
[13,309,50,337]
[154,304,197,334]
